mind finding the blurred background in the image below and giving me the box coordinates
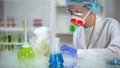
[0,0,120,49]
[0,0,120,68]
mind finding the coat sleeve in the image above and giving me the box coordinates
[77,46,120,59]
[77,18,120,59]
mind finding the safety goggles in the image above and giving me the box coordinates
[67,7,89,16]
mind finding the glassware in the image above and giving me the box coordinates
[17,18,34,61]
[49,38,64,68]
[17,45,34,60]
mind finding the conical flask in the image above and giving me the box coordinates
[17,18,34,60]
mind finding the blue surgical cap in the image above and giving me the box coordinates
[66,0,101,14]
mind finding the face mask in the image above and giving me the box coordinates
[70,10,91,26]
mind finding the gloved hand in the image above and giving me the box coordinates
[60,44,77,57]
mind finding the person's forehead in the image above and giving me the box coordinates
[67,5,84,9]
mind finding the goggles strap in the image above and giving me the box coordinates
[83,10,91,20]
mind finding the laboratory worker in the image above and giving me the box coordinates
[65,0,120,59]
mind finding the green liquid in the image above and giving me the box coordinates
[17,47,35,60]
[70,24,76,32]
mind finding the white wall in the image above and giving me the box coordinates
[104,0,120,22]
[0,0,3,16]
[3,0,51,27]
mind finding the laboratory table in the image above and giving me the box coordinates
[0,49,120,68]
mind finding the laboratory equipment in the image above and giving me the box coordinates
[17,18,34,60]
[106,59,120,68]
[30,26,50,57]
[106,59,119,65]
[33,18,42,27]
[69,24,76,32]
[6,17,10,27]
[0,17,4,27]
[49,38,64,68]
[11,17,16,27]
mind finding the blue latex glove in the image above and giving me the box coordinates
[60,44,77,57]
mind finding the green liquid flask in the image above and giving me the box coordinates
[70,24,76,32]
[17,18,34,61]
[17,43,35,60]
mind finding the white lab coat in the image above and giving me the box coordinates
[73,15,120,59]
